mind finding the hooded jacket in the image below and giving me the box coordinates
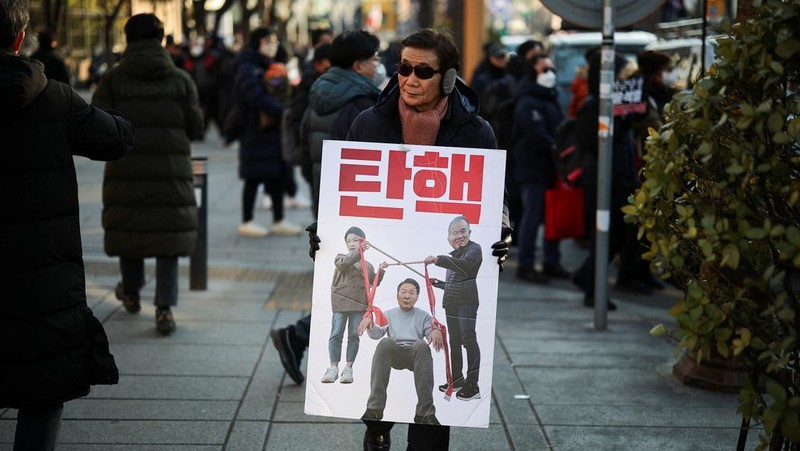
[0,50,133,409]
[92,39,203,258]
[307,66,381,210]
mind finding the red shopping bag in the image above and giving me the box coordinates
[544,179,585,240]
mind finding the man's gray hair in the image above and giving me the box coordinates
[0,0,29,51]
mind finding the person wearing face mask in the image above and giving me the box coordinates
[231,27,302,238]
[512,55,571,284]
[305,30,385,217]
[612,50,678,295]
[182,34,221,139]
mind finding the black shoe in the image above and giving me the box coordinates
[361,408,384,421]
[114,281,141,313]
[438,379,463,393]
[155,308,176,336]
[543,264,571,279]
[615,279,654,295]
[271,328,305,384]
[363,429,390,451]
[413,413,440,425]
[455,383,481,401]
[516,268,550,284]
[583,295,617,311]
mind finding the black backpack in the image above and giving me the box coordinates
[552,118,584,184]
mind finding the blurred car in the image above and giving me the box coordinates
[547,31,657,112]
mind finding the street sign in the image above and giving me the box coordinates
[540,0,665,29]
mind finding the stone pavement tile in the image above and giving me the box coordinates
[108,343,262,377]
[272,401,353,423]
[449,425,513,450]
[535,404,742,428]
[87,375,248,400]
[225,420,268,451]
[507,424,551,449]
[509,352,673,369]
[57,446,219,451]
[0,421,13,447]
[55,419,230,445]
[490,362,539,425]
[545,425,742,450]
[234,340,283,421]
[517,367,734,407]
[104,316,270,346]
[63,399,239,421]
[265,423,364,451]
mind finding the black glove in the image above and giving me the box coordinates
[491,227,513,272]
[306,222,321,260]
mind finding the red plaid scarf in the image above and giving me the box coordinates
[399,95,449,145]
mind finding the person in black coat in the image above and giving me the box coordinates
[571,51,639,311]
[512,54,571,284]
[1,0,135,447]
[92,13,204,336]
[344,28,512,451]
[232,27,302,238]
[30,29,70,84]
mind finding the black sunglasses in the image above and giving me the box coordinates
[397,62,442,80]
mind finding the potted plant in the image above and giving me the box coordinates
[624,0,800,449]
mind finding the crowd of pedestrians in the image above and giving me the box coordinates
[2,0,682,446]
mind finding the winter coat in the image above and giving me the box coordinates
[0,51,133,410]
[307,66,381,210]
[30,47,70,84]
[330,249,384,312]
[92,39,203,258]
[435,241,483,309]
[232,48,285,180]
[347,76,511,229]
[512,77,565,186]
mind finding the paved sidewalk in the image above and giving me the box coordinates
[1,129,748,450]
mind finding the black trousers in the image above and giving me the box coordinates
[14,403,63,451]
[242,177,284,223]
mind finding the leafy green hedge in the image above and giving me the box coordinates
[624,0,800,448]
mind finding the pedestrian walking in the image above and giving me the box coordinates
[232,26,302,238]
[30,29,70,84]
[1,0,133,446]
[92,13,204,335]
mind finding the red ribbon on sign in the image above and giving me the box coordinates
[358,238,387,327]
[425,264,453,401]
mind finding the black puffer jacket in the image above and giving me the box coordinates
[0,51,133,410]
[348,76,511,229]
[92,39,203,258]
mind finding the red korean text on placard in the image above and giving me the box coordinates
[338,147,484,223]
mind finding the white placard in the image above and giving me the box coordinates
[304,140,506,428]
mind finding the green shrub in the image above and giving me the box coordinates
[625,0,800,448]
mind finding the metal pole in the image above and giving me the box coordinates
[701,0,708,73]
[594,0,615,331]
[190,157,208,290]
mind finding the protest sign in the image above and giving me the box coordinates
[304,140,506,428]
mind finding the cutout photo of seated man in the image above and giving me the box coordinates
[360,278,444,425]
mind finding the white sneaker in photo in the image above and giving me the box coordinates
[321,367,338,383]
[285,194,311,209]
[238,221,269,238]
[262,195,273,210]
[270,220,302,236]
[340,367,354,384]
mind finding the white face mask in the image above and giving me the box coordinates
[190,44,204,57]
[536,70,557,89]
[372,62,387,87]
[662,69,677,87]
